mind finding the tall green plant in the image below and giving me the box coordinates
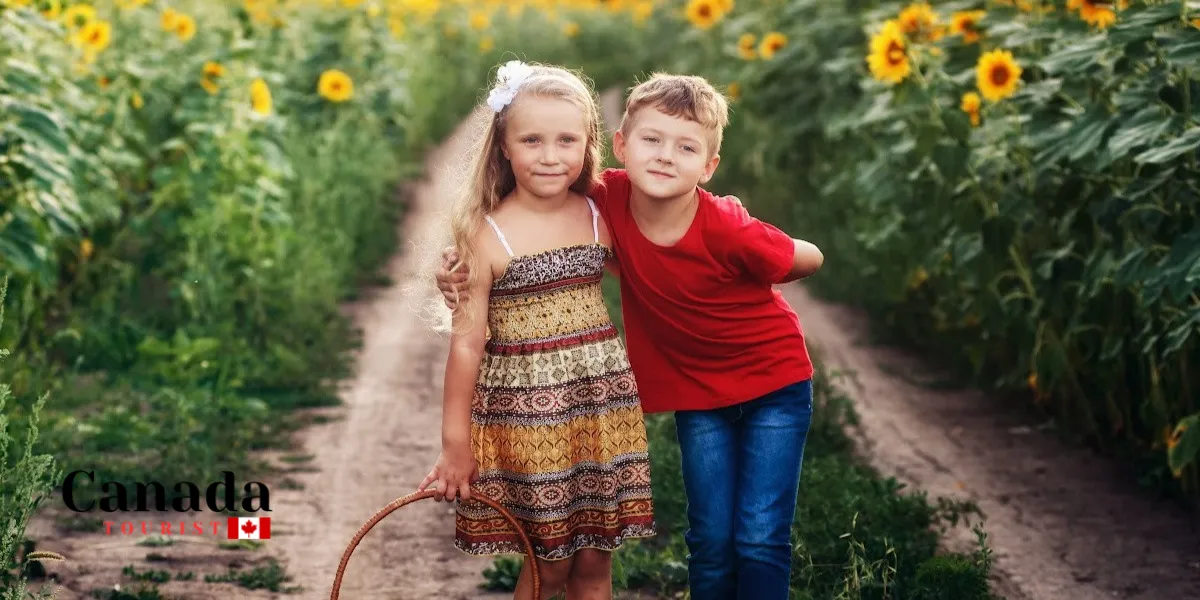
[640,0,1200,500]
[0,277,64,600]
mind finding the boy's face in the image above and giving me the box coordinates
[613,106,720,201]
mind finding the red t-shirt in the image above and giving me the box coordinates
[592,169,814,414]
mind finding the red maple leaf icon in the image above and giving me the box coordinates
[242,520,257,535]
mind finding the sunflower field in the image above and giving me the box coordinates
[641,0,1200,500]
[8,0,1195,596]
[0,0,661,595]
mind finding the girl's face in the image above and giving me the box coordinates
[501,94,588,200]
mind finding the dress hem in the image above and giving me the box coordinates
[454,526,657,562]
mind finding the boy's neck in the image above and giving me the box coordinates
[629,186,699,247]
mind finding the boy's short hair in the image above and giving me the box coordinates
[618,73,730,157]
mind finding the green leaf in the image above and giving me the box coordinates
[1163,309,1200,355]
[1164,36,1200,68]
[1119,165,1176,200]
[1133,126,1200,163]
[1066,107,1114,162]
[1038,35,1110,75]
[1108,106,1173,159]
[995,20,1059,47]
[2,59,42,94]
[1114,69,1168,109]
[1143,230,1200,303]
[980,215,1016,255]
[933,140,968,181]
[1114,1,1185,30]
[1011,78,1063,105]
[7,102,70,156]
[1033,106,1111,165]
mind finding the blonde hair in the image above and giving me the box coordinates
[618,73,730,156]
[445,62,604,332]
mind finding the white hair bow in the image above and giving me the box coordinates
[486,60,535,112]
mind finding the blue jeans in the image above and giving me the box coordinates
[674,379,813,600]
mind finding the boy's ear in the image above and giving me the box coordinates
[699,153,721,184]
[612,129,627,164]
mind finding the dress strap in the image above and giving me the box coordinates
[483,215,514,257]
[584,197,600,244]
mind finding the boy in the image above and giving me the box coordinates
[437,73,823,599]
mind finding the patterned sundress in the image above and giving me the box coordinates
[455,197,656,561]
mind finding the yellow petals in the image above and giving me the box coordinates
[250,78,273,116]
[318,69,354,103]
[975,48,1022,102]
[759,32,786,60]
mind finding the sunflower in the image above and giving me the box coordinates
[318,69,354,102]
[727,81,740,101]
[866,20,910,84]
[737,33,756,60]
[950,10,985,44]
[468,9,489,31]
[563,21,579,37]
[61,3,95,29]
[203,61,225,79]
[1075,0,1116,28]
[960,91,981,126]
[898,2,938,40]
[478,35,494,52]
[388,15,405,37]
[975,48,1021,102]
[685,0,721,30]
[631,0,653,24]
[161,8,179,31]
[759,32,786,59]
[39,0,62,19]
[175,14,196,41]
[200,62,223,95]
[250,78,272,116]
[600,0,626,13]
[73,20,111,53]
[715,0,733,12]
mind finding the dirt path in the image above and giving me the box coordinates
[264,110,506,599]
[26,113,509,600]
[779,285,1200,600]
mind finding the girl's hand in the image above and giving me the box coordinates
[417,445,478,502]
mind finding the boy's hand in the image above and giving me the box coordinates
[435,246,470,309]
[417,444,478,502]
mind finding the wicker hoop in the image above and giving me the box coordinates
[329,489,541,599]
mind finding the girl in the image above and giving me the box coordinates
[417,61,656,600]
